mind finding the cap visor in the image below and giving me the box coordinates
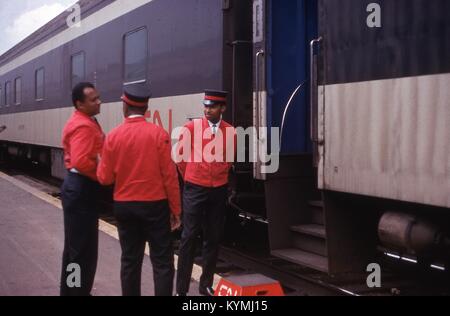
[203,100,217,106]
[204,101,226,106]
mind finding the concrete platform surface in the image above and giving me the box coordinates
[0,173,204,296]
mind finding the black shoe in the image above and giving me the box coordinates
[199,286,215,296]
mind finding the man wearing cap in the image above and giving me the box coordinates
[60,82,104,296]
[176,90,235,296]
[97,84,181,296]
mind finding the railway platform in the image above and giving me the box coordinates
[0,172,206,296]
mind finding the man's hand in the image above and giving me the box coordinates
[170,214,181,232]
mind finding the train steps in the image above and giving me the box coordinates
[273,200,329,273]
[309,200,324,225]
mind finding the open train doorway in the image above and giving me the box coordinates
[251,0,327,271]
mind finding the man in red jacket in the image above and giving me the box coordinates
[97,84,181,296]
[60,82,104,296]
[176,90,235,296]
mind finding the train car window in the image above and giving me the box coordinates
[71,52,86,88]
[5,82,11,107]
[36,68,45,101]
[14,77,22,105]
[124,27,148,85]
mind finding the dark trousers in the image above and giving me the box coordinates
[114,201,174,296]
[176,182,227,294]
[60,172,99,296]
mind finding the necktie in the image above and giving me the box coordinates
[212,124,217,135]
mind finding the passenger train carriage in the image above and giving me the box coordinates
[0,0,449,276]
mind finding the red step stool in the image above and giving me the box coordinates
[215,274,284,296]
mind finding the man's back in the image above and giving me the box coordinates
[98,117,179,210]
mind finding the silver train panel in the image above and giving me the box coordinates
[0,107,72,148]
[0,93,204,148]
[98,93,205,138]
[253,90,267,180]
[319,73,450,208]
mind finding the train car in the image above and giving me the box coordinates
[253,0,450,275]
[315,0,450,274]
[0,0,251,178]
[0,0,449,278]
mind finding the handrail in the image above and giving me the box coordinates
[279,80,308,148]
[255,49,265,139]
[310,37,322,143]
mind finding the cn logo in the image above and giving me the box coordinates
[217,284,238,297]
[66,263,81,289]
[366,263,381,288]
[366,3,382,28]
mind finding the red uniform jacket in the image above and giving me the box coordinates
[177,117,236,188]
[62,111,104,181]
[97,117,181,216]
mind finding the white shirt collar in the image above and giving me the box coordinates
[208,119,221,129]
[128,114,144,119]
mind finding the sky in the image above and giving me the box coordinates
[0,0,78,55]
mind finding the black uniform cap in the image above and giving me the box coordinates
[203,89,228,106]
[121,83,152,107]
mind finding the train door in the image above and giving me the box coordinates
[252,0,330,272]
[253,0,318,178]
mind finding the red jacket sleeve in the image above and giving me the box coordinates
[176,129,187,179]
[97,136,115,186]
[176,123,194,179]
[158,130,181,216]
[70,126,99,180]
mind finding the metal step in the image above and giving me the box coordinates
[292,234,327,257]
[290,224,327,256]
[311,207,324,225]
[272,248,329,273]
[290,224,326,239]
[308,200,324,225]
